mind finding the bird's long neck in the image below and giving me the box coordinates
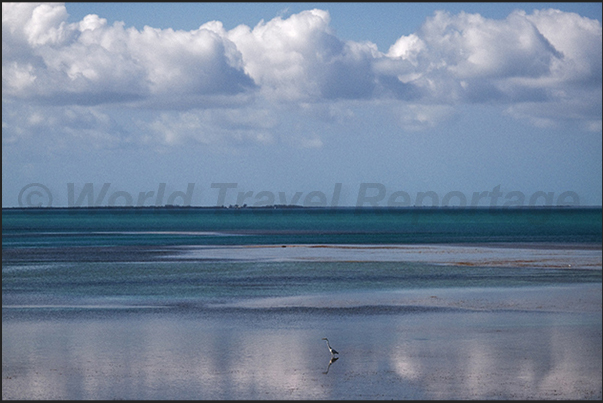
[324,339,331,349]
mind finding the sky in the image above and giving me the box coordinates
[3,2,602,207]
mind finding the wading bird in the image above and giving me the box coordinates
[321,338,339,356]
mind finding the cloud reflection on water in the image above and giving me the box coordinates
[2,302,601,400]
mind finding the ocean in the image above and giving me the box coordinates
[2,206,602,306]
[2,207,602,399]
[3,206,602,247]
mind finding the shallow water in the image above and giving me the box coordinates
[3,258,601,310]
[3,287,601,400]
[2,208,601,399]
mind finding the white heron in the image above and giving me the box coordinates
[321,338,339,355]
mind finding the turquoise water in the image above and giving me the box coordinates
[2,207,601,312]
[3,260,600,309]
[3,207,602,400]
[2,207,601,248]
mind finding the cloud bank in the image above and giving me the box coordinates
[3,3,602,147]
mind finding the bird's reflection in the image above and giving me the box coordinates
[323,356,339,374]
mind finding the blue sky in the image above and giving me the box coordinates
[3,3,602,207]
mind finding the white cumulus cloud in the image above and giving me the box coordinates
[2,2,255,107]
[2,3,601,148]
[227,9,381,101]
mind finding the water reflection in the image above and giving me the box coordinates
[323,356,339,374]
[2,308,601,400]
